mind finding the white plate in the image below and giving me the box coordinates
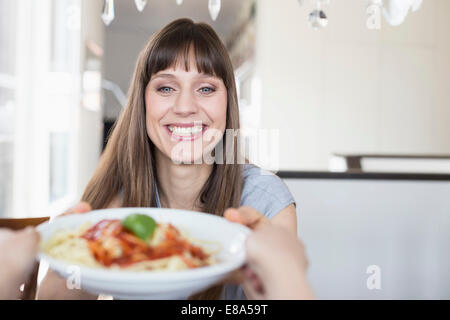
[36,207,251,299]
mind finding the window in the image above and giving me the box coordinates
[0,0,17,217]
[0,0,81,218]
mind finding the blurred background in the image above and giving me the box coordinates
[0,0,449,299]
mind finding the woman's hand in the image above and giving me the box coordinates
[0,227,40,299]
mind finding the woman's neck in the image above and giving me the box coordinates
[155,150,213,211]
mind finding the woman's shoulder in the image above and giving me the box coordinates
[241,163,296,219]
[241,163,287,189]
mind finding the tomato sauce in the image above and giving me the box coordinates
[80,219,208,268]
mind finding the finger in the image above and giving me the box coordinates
[224,206,268,229]
[220,268,245,285]
[242,275,265,300]
[60,201,92,216]
[223,208,241,223]
[250,276,263,294]
[238,206,269,229]
[241,265,264,293]
[73,202,92,213]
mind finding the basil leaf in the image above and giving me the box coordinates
[122,214,157,241]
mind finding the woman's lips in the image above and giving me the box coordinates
[164,124,209,142]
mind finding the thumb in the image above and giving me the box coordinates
[60,201,92,216]
[224,206,268,230]
[73,202,92,213]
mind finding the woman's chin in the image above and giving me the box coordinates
[170,155,204,165]
[166,148,203,164]
[166,142,209,165]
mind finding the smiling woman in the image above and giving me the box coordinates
[38,18,297,300]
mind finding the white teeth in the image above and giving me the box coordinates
[167,125,204,135]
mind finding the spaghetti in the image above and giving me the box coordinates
[41,215,217,271]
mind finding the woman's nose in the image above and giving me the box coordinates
[172,90,199,116]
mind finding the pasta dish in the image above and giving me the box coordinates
[41,214,217,271]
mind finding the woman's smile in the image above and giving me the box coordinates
[164,122,209,142]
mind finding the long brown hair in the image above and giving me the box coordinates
[81,18,243,299]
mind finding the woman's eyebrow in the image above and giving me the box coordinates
[196,74,219,80]
[151,73,219,81]
[151,73,176,80]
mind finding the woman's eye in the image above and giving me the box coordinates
[157,87,174,94]
[199,87,215,94]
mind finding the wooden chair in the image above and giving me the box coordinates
[0,217,50,300]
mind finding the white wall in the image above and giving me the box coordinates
[284,177,450,299]
[255,0,450,171]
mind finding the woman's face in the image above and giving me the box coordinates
[145,55,227,164]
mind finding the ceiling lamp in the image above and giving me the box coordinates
[101,0,115,26]
[135,0,148,12]
[208,0,221,21]
[383,0,422,26]
[308,0,330,30]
